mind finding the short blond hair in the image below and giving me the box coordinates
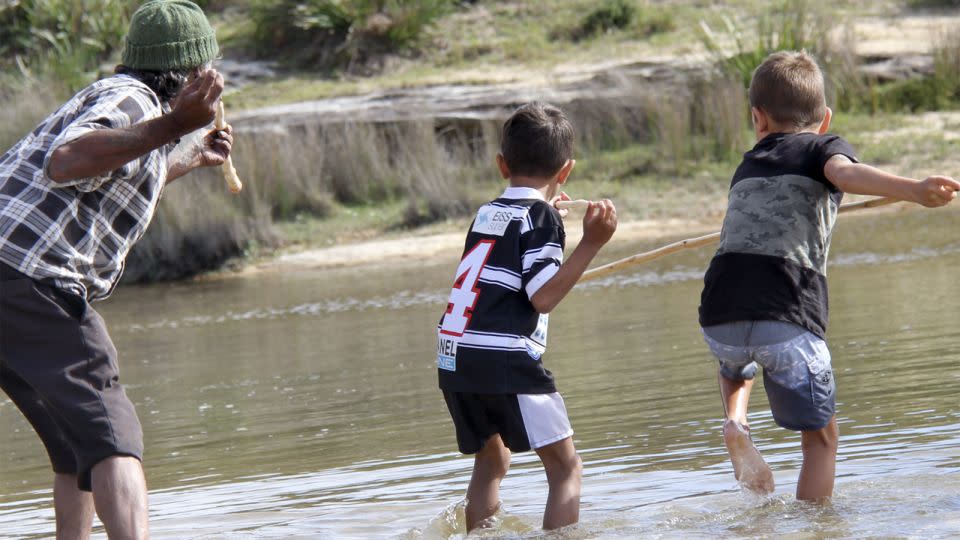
[749,50,827,130]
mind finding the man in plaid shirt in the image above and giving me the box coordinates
[0,1,233,537]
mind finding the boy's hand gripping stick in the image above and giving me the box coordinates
[215,101,243,194]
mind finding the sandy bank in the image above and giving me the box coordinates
[252,216,724,273]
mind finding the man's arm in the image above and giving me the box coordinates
[47,70,225,183]
[47,115,185,182]
[531,200,617,314]
[824,154,959,207]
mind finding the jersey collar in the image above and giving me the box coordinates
[500,186,546,201]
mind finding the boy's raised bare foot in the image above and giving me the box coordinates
[723,419,775,495]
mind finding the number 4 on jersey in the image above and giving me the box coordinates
[441,240,495,336]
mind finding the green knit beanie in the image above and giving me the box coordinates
[122,0,219,71]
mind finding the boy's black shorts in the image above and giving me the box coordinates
[0,264,143,491]
[442,391,573,454]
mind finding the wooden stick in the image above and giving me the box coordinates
[555,199,590,210]
[577,196,898,283]
[215,101,243,194]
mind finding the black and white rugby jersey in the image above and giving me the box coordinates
[437,186,565,394]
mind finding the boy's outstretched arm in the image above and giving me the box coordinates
[531,200,617,314]
[824,155,960,207]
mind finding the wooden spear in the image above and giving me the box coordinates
[555,197,899,283]
[215,101,243,194]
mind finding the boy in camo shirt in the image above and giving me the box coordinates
[698,50,958,501]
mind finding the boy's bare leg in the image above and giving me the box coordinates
[534,436,582,530]
[797,416,839,502]
[54,473,94,540]
[720,371,774,494]
[91,456,149,540]
[465,435,511,531]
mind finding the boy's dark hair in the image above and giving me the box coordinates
[500,102,574,178]
[749,51,827,130]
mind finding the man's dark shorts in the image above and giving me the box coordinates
[0,264,143,491]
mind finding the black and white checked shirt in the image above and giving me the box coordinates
[0,74,170,301]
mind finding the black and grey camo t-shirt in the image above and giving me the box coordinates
[699,132,858,339]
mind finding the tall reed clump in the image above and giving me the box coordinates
[0,80,65,152]
[642,75,750,174]
[122,168,276,283]
[698,0,839,88]
[698,0,862,112]
[236,119,494,223]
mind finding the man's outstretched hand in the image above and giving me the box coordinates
[915,175,960,208]
[169,70,225,135]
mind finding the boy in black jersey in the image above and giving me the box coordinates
[437,102,617,531]
[699,51,958,501]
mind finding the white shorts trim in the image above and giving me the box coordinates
[517,393,573,449]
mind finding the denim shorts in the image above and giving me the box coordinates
[702,321,836,431]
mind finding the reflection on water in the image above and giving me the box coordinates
[1,208,959,539]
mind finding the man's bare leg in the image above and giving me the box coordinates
[465,435,511,531]
[90,456,149,540]
[720,371,774,494]
[54,473,94,540]
[534,436,582,530]
[797,416,838,502]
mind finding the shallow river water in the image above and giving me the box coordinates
[1,207,959,539]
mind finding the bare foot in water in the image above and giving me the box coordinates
[723,419,775,495]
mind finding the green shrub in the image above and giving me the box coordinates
[579,0,634,38]
[0,0,131,91]
[552,0,672,42]
[249,0,454,70]
[871,29,960,112]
